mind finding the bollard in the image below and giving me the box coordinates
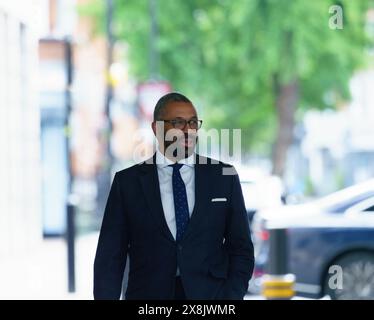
[66,194,79,293]
[262,228,295,300]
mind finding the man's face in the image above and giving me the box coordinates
[152,101,199,160]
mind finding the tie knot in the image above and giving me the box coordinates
[169,163,183,171]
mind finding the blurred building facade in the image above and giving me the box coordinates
[37,0,105,235]
[0,0,43,257]
[1,0,173,244]
[39,0,142,234]
[285,69,374,198]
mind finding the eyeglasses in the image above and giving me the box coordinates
[161,119,203,130]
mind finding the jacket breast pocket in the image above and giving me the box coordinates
[208,200,229,223]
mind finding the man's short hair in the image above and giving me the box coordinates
[153,92,192,121]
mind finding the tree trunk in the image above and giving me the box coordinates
[271,80,299,178]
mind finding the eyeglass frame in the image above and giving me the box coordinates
[158,118,203,130]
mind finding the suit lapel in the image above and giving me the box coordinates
[139,154,175,243]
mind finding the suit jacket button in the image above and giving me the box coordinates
[178,244,182,251]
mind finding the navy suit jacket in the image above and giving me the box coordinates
[94,154,254,300]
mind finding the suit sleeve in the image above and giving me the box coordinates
[94,173,129,300]
[224,171,255,299]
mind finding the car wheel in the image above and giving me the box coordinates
[324,252,374,300]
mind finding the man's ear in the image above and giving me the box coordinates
[151,121,156,136]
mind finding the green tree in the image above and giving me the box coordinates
[80,0,372,177]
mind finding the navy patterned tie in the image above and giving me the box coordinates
[170,163,190,243]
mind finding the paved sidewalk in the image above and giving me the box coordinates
[0,233,325,300]
[0,232,99,300]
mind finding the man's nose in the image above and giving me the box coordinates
[182,125,189,133]
[183,123,196,133]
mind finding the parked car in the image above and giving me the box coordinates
[250,179,374,299]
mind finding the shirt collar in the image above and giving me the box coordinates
[156,148,196,169]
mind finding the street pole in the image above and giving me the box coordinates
[64,37,73,195]
[66,197,76,293]
[63,37,76,293]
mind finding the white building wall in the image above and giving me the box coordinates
[0,1,43,258]
[296,69,374,195]
[347,70,374,151]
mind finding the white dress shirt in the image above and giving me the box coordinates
[155,149,195,241]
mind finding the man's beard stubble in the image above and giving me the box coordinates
[163,132,198,160]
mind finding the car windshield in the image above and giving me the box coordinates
[309,180,374,213]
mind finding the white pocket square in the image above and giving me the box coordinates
[211,198,227,202]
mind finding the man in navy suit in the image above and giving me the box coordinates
[94,92,254,300]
